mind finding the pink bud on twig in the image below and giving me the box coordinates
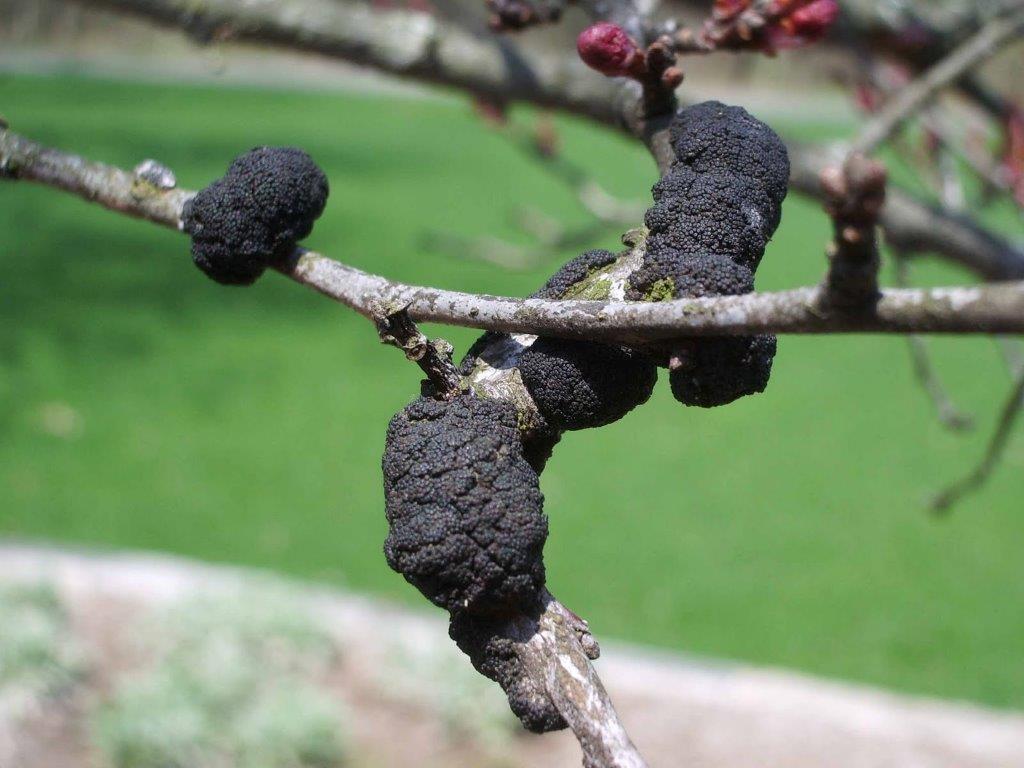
[576,22,643,78]
[769,0,839,49]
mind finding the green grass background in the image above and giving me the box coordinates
[1,74,1022,709]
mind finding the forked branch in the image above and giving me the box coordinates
[852,5,1024,155]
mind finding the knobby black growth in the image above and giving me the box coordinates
[531,248,618,299]
[521,250,659,431]
[460,248,659,436]
[449,608,566,732]
[183,146,329,285]
[382,396,548,617]
[631,101,789,408]
[519,339,656,431]
[382,101,791,733]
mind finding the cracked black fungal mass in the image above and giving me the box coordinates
[460,247,658,435]
[183,146,329,285]
[631,101,789,408]
[382,395,547,617]
[449,608,566,733]
[519,338,657,431]
[381,102,793,732]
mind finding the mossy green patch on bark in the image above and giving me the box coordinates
[561,263,617,300]
[645,278,675,303]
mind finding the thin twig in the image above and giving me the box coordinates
[373,303,463,399]
[72,0,622,123]
[852,6,1024,155]
[423,116,646,271]
[906,335,976,432]
[997,336,1024,377]
[894,253,974,432]
[931,367,1024,514]
[818,153,887,311]
[3,128,1024,341]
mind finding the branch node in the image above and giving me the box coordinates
[373,302,463,399]
[818,153,887,312]
[133,159,178,191]
[930,367,1024,515]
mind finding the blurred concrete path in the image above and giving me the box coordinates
[1,542,1021,768]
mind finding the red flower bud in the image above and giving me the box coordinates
[778,0,839,45]
[577,22,642,78]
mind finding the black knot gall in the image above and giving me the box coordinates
[669,100,790,201]
[630,101,790,407]
[382,395,548,617]
[518,338,657,431]
[183,146,329,285]
[670,334,777,408]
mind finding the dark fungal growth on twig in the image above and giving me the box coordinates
[449,606,566,733]
[631,101,790,408]
[382,395,547,617]
[518,248,658,430]
[382,113,788,727]
[670,101,790,196]
[459,246,657,439]
[519,339,656,431]
[670,334,778,408]
[382,388,566,731]
[183,147,329,285]
[531,248,618,299]
[385,245,660,731]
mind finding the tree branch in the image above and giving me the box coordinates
[852,5,1024,155]
[3,127,1024,340]
[462,591,649,768]
[71,0,1024,281]
[818,153,887,311]
[373,304,463,399]
[527,595,646,768]
[931,367,1024,514]
[894,251,974,432]
[73,0,628,126]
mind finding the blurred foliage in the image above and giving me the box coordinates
[375,638,520,748]
[0,74,1022,712]
[94,584,347,768]
[0,583,83,711]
